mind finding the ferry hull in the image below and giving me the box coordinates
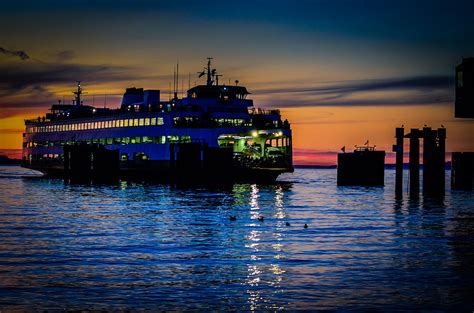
[22,161,291,183]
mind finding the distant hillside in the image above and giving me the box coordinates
[0,155,21,165]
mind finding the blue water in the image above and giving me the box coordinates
[0,166,473,310]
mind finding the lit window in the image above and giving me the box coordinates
[151,117,157,125]
[145,118,150,126]
[180,136,191,143]
[167,136,179,143]
[119,120,124,127]
[133,119,139,126]
[106,138,113,145]
[139,118,144,126]
[157,117,164,125]
[143,136,153,144]
[155,136,166,144]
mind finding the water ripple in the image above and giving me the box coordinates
[0,166,473,310]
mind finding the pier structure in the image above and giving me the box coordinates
[455,57,474,118]
[337,145,385,186]
[393,127,446,197]
[451,152,474,190]
[452,57,474,190]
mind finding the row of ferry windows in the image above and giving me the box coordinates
[26,117,164,133]
[28,152,151,161]
[25,135,191,147]
[172,117,252,127]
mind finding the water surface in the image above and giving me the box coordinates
[0,166,473,310]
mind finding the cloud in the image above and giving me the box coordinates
[254,75,454,108]
[0,47,30,60]
[0,58,174,116]
[0,62,159,99]
[55,50,76,62]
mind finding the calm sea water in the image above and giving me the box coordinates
[0,166,473,311]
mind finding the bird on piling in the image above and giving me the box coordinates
[304,224,308,229]
[229,215,237,221]
[258,216,264,222]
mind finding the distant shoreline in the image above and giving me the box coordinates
[0,155,21,166]
[295,162,452,170]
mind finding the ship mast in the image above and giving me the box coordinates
[206,57,213,86]
[74,81,82,106]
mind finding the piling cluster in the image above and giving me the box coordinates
[394,127,446,197]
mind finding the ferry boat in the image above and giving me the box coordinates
[21,59,293,182]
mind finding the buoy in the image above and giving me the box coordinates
[258,216,264,222]
[304,224,308,229]
[229,215,237,221]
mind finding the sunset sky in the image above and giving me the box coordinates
[1,0,473,164]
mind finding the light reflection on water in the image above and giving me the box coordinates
[0,166,473,310]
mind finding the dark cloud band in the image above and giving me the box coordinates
[0,47,30,60]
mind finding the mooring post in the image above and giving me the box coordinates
[409,129,420,197]
[423,127,435,195]
[395,127,404,197]
[437,128,446,195]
